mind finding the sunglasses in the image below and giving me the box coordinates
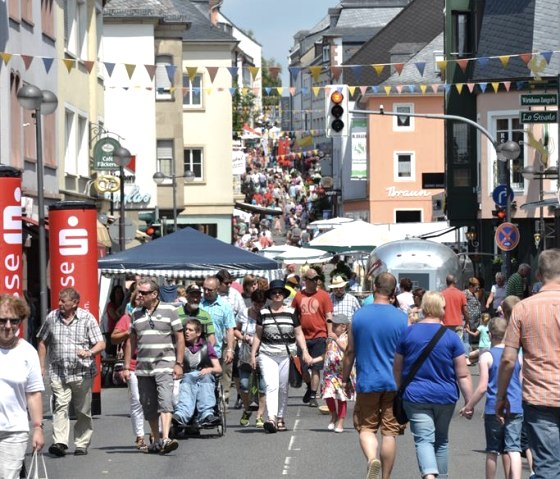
[305,276,319,281]
[270,290,285,296]
[137,290,154,296]
[0,317,22,327]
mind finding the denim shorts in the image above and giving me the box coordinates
[238,367,265,393]
[484,413,523,454]
[300,338,326,371]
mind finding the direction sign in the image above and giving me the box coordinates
[492,184,514,207]
[520,94,557,106]
[495,222,520,252]
[520,111,558,124]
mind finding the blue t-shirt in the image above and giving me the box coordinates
[352,304,408,393]
[396,323,464,405]
[484,346,522,415]
[477,324,491,349]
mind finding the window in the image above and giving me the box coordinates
[64,0,87,58]
[155,55,174,100]
[395,210,422,223]
[8,0,20,22]
[77,116,88,177]
[42,0,55,39]
[394,152,415,181]
[452,12,472,57]
[65,110,76,175]
[182,74,202,107]
[495,116,525,191]
[393,103,414,131]
[184,148,203,181]
[64,109,88,180]
[157,140,174,177]
[21,0,32,24]
[322,45,330,63]
[434,51,444,73]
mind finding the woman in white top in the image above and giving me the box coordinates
[0,294,44,478]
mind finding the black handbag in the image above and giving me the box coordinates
[393,325,447,425]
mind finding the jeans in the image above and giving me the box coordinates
[128,372,145,437]
[523,402,560,479]
[403,400,456,478]
[0,432,27,479]
[174,371,216,424]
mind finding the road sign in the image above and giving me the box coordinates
[495,222,520,252]
[520,94,557,106]
[519,111,558,123]
[492,184,514,207]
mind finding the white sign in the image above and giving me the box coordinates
[386,187,431,198]
[232,150,246,175]
[104,185,152,207]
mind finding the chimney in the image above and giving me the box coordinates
[209,0,222,26]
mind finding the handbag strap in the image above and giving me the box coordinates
[268,310,292,357]
[398,325,446,394]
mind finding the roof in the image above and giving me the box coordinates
[472,0,560,80]
[98,226,281,279]
[345,0,444,86]
[104,0,191,23]
[182,1,237,43]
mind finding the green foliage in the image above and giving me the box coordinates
[262,57,281,110]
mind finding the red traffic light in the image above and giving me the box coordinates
[146,226,156,236]
[496,210,506,220]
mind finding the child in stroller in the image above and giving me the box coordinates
[173,319,222,428]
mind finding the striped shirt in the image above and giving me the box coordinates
[504,284,560,407]
[131,303,182,376]
[257,307,300,357]
[37,307,103,382]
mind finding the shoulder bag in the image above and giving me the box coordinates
[269,310,303,389]
[393,325,447,425]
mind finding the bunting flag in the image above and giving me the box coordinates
[467,83,476,93]
[359,85,368,96]
[145,64,156,80]
[396,85,403,94]
[289,67,300,82]
[415,62,426,76]
[456,83,464,94]
[503,81,511,92]
[207,66,219,83]
[373,64,384,76]
[82,60,95,74]
[431,84,439,93]
[393,63,404,75]
[125,63,136,80]
[104,62,116,77]
[63,59,76,73]
[477,57,489,67]
[0,53,12,65]
[21,55,33,70]
[541,51,553,64]
[491,82,500,93]
[419,84,427,95]
[309,66,322,82]
[312,86,321,97]
[186,66,197,79]
[42,57,54,73]
[330,66,342,82]
[479,82,488,93]
[456,59,469,72]
[384,86,392,95]
[226,66,238,78]
[166,65,176,83]
[436,60,447,72]
[499,56,510,68]
[249,66,259,81]
[519,53,532,65]
[348,86,356,97]
[289,87,296,96]
[350,65,363,83]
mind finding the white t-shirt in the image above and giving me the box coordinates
[0,340,44,432]
[397,291,415,313]
[491,284,507,309]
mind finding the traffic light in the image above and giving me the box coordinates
[325,85,349,138]
[138,210,161,240]
[492,207,507,225]
[146,222,161,240]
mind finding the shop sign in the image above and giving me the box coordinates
[386,187,431,198]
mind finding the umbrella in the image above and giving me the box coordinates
[274,245,333,264]
[307,220,379,253]
[308,216,355,230]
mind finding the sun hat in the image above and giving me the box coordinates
[286,274,300,286]
[328,313,350,325]
[329,275,348,289]
[265,279,290,299]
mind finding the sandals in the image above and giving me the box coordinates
[135,436,148,452]
[277,418,288,432]
[263,419,277,434]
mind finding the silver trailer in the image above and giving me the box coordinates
[367,239,473,291]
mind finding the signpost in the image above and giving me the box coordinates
[93,137,121,171]
[519,111,558,123]
[495,222,520,252]
[492,184,514,207]
[520,94,557,106]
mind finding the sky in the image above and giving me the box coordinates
[220,0,337,87]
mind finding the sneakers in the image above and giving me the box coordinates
[308,396,319,408]
[200,414,219,427]
[74,448,88,456]
[327,422,336,431]
[255,416,264,428]
[48,443,67,457]
[367,458,381,479]
[159,438,179,455]
[240,411,252,427]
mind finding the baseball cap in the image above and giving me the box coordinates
[328,313,351,325]
[286,274,300,286]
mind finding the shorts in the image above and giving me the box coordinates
[137,372,174,420]
[353,391,401,436]
[239,367,265,394]
[300,337,326,371]
[484,413,523,454]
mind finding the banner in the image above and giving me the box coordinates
[351,118,368,180]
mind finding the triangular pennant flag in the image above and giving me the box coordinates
[301,87,309,95]
[264,87,272,95]
[104,62,116,77]
[541,51,553,64]
[205,87,212,95]
[476,57,489,67]
[384,86,392,96]
[207,66,219,83]
[125,63,136,80]
[289,67,301,82]
[228,87,236,96]
[348,86,356,97]
[444,84,452,93]
[330,66,342,82]
[269,67,281,79]
[516,81,526,90]
[359,86,368,96]
[373,64,384,76]
[419,84,427,95]
[312,86,320,97]
[456,59,469,72]
[309,66,322,82]
[396,85,403,94]
[249,66,259,81]
[82,60,95,74]
[479,82,488,93]
[431,84,439,93]
[276,87,283,95]
[407,85,415,93]
[42,57,54,73]
[145,64,156,80]
[63,59,76,73]
[350,66,363,84]
[289,87,296,96]
[491,82,500,93]
[415,62,426,76]
[21,55,33,70]
[499,56,510,68]
[436,60,447,72]
[186,66,198,79]
[227,66,238,78]
[467,83,476,93]
[241,87,249,96]
[0,53,12,65]
[503,81,511,92]
[165,65,176,83]
[455,83,464,94]
[372,86,379,94]
[394,63,404,75]
[519,53,532,65]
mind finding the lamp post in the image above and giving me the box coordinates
[152,170,195,232]
[17,84,58,324]
[113,146,131,251]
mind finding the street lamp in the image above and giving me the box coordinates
[17,84,58,324]
[152,170,195,232]
[113,146,131,251]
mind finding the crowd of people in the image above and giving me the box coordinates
[1,249,559,479]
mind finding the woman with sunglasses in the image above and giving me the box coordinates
[250,280,312,433]
[0,294,44,478]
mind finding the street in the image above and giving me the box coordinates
[30,370,535,479]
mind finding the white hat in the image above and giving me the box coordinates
[329,275,348,289]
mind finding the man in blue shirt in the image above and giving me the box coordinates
[342,272,408,479]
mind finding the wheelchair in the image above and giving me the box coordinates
[170,373,227,438]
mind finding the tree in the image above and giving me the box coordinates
[262,57,281,112]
